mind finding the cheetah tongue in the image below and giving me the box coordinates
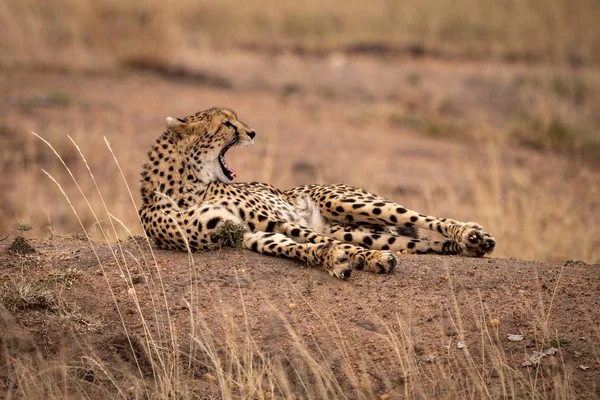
[220,154,237,178]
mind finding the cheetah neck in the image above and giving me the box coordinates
[140,131,209,206]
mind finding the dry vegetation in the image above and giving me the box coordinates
[1,224,599,399]
[2,0,600,68]
[1,0,600,398]
[1,64,598,263]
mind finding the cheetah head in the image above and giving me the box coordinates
[165,108,256,183]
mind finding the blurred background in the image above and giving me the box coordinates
[0,0,598,263]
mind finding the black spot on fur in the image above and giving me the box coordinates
[344,233,353,242]
[290,228,301,236]
[266,221,277,232]
[397,207,407,214]
[207,217,221,230]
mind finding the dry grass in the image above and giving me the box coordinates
[0,114,140,242]
[1,2,598,398]
[1,87,598,263]
[425,145,600,263]
[1,0,599,70]
[1,0,599,264]
[1,137,597,399]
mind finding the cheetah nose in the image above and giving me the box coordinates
[247,130,256,140]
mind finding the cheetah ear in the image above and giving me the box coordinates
[165,117,189,138]
[165,117,185,130]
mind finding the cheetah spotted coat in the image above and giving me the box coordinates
[139,108,495,279]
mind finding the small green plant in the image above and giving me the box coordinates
[25,91,73,107]
[131,275,145,285]
[509,114,579,151]
[413,344,425,356]
[565,259,585,265]
[406,71,421,87]
[305,279,314,296]
[388,111,461,139]
[8,236,36,254]
[211,221,248,249]
[48,267,83,288]
[13,222,32,236]
[551,76,586,105]
[1,279,56,313]
[550,337,569,348]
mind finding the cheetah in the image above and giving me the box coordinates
[139,108,496,279]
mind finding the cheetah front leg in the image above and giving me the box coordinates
[286,184,496,257]
[243,231,352,279]
[276,223,398,274]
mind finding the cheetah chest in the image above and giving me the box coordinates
[247,190,323,233]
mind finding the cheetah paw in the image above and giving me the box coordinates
[319,244,352,279]
[355,251,397,274]
[459,223,496,257]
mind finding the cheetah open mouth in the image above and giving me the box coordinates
[219,138,238,180]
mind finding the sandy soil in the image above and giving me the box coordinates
[1,236,599,398]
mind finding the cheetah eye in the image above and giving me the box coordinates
[224,121,239,137]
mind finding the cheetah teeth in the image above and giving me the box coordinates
[220,154,237,178]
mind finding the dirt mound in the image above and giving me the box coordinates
[1,237,598,398]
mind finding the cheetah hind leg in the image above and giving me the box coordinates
[323,222,465,255]
[448,222,496,257]
[285,184,496,257]
[243,231,352,279]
